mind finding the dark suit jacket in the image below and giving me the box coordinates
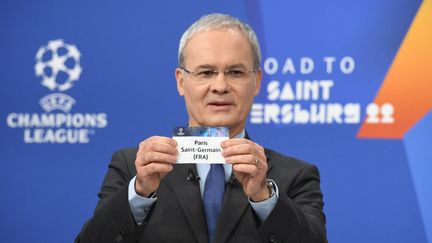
[76,147,327,243]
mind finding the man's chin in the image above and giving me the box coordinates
[196,118,235,128]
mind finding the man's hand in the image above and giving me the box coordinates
[135,136,178,197]
[221,139,269,202]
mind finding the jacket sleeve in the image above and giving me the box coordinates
[259,164,327,243]
[75,149,145,243]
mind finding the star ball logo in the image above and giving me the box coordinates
[6,39,108,143]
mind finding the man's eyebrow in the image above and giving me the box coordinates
[195,63,249,70]
[195,64,217,70]
[226,63,248,69]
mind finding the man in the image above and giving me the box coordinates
[76,13,327,243]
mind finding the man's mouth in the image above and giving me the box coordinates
[207,101,234,111]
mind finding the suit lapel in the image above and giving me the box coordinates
[213,148,274,242]
[167,164,208,243]
[214,132,251,242]
[213,176,249,243]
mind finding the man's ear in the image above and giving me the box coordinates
[175,68,185,96]
[254,68,262,96]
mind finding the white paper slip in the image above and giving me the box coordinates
[173,126,229,164]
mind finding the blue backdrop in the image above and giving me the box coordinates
[1,0,431,242]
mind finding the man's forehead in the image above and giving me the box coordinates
[185,30,241,51]
[182,29,254,67]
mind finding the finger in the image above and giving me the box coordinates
[139,162,173,177]
[222,144,255,157]
[221,139,265,156]
[231,170,246,184]
[224,154,256,165]
[232,163,260,178]
[145,136,177,146]
[142,141,178,155]
[220,138,253,148]
[136,151,177,166]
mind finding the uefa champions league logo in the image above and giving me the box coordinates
[35,39,81,113]
[35,39,82,92]
[177,128,185,136]
[6,39,108,143]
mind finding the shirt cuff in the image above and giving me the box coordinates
[128,176,157,225]
[249,179,279,222]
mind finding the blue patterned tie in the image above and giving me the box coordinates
[203,164,225,242]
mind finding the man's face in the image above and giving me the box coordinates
[175,28,261,135]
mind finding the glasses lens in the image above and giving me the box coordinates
[195,69,218,80]
[185,67,254,82]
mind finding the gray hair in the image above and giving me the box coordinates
[178,13,262,69]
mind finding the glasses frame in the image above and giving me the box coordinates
[179,66,257,82]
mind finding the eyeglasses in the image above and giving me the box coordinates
[180,67,256,82]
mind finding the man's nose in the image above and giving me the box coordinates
[210,71,229,94]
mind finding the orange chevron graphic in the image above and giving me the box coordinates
[357,0,432,139]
